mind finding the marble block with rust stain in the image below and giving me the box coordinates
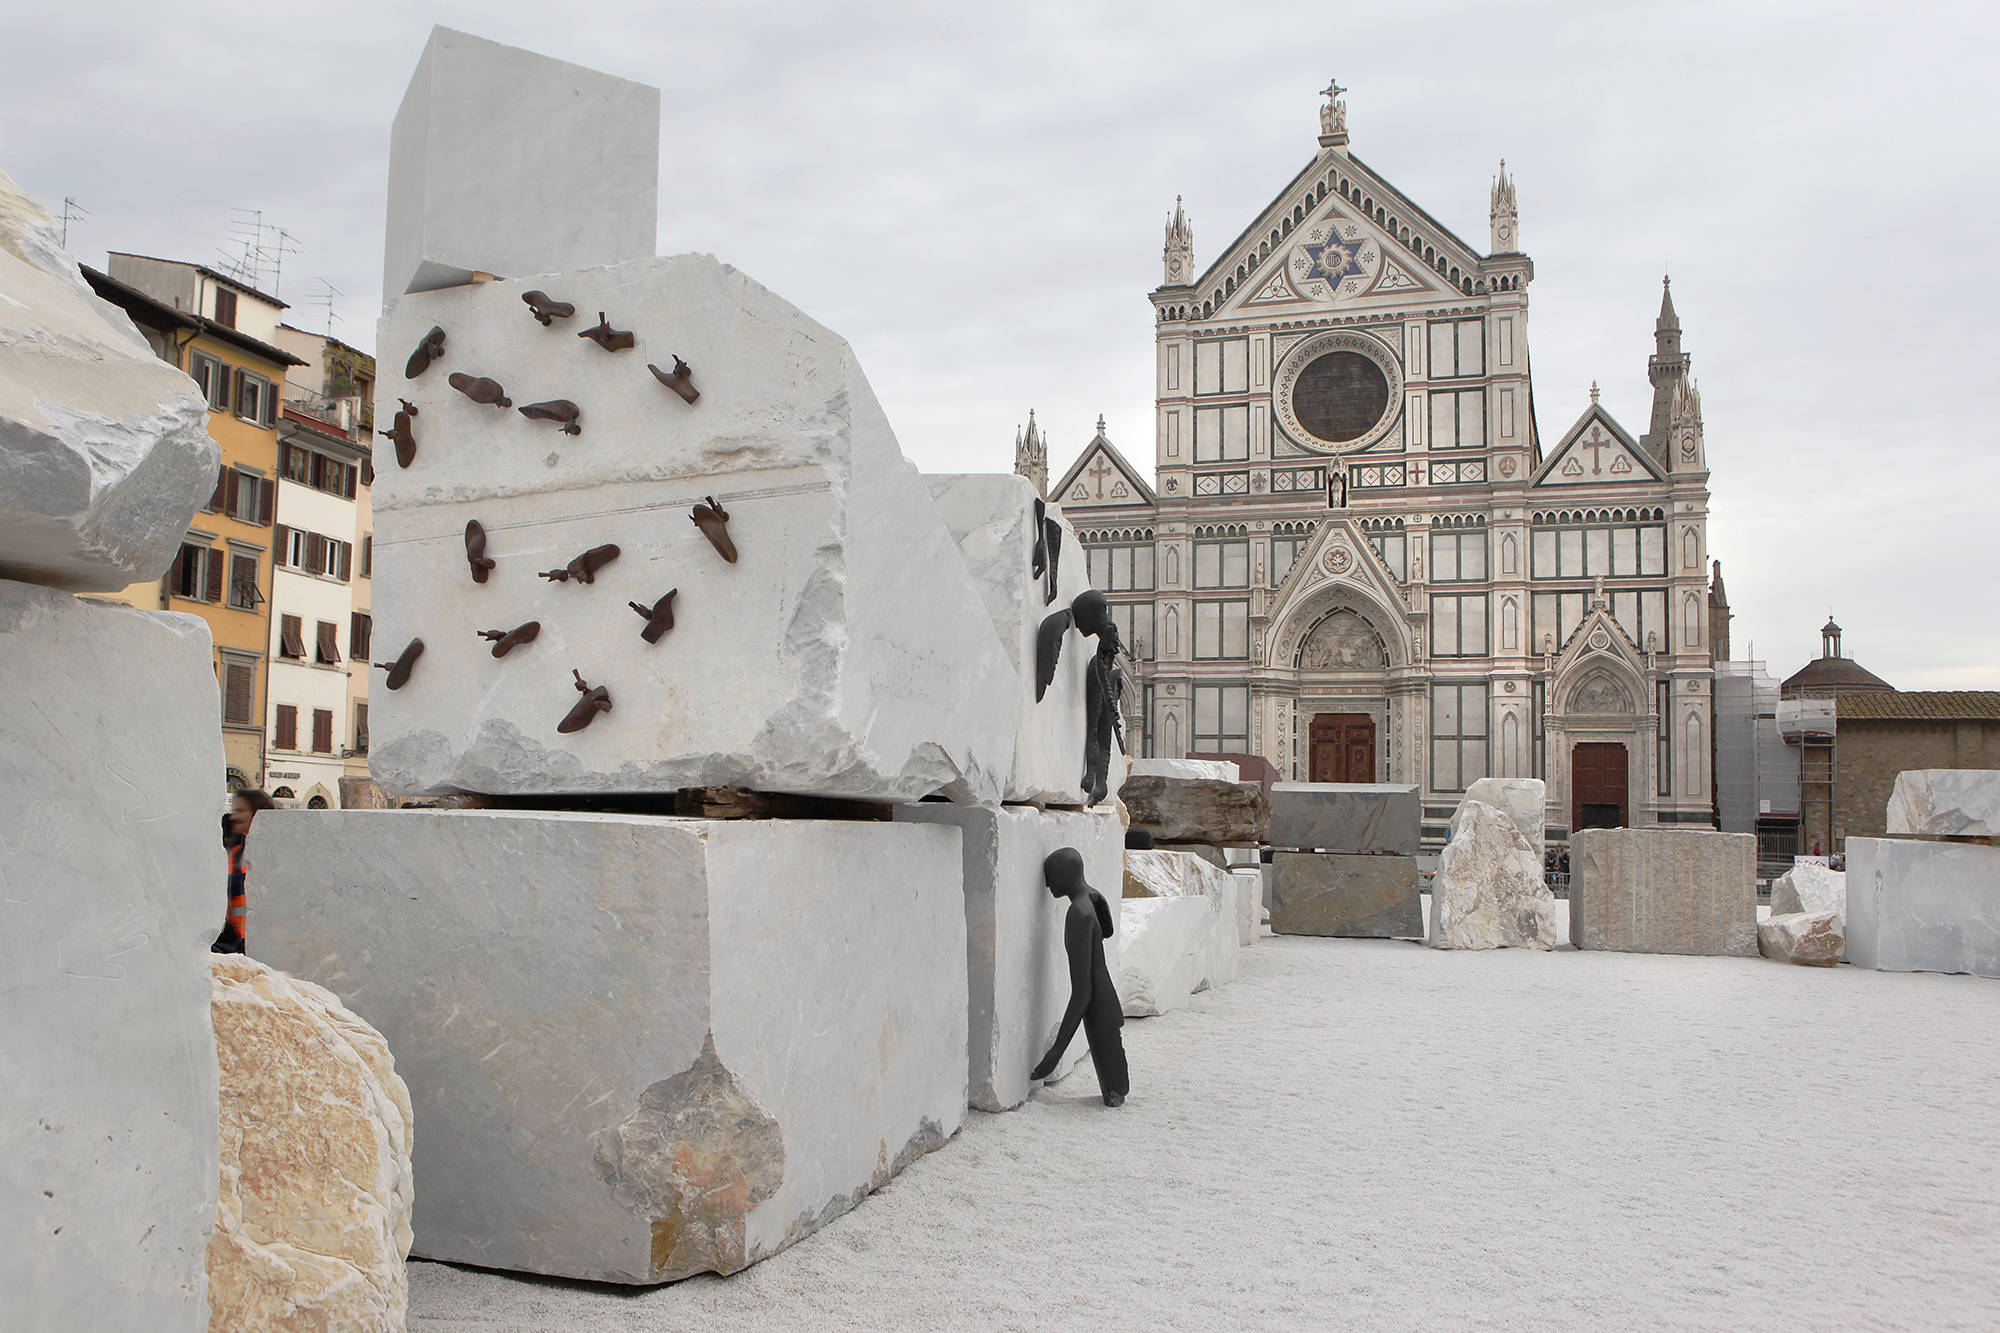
[208,957,414,1332]
[1568,827,1758,957]
[246,809,967,1284]
[1121,776,1268,845]
[1268,852,1422,937]
[1268,783,1419,854]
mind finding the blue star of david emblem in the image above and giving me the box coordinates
[1301,230,1365,290]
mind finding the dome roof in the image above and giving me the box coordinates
[1781,655,1894,695]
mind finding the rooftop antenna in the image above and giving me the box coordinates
[58,197,89,249]
[306,279,344,337]
[219,209,301,297]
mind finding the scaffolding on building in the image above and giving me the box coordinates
[1777,689,1838,856]
[1717,661,1804,878]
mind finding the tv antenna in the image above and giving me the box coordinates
[305,279,344,337]
[59,198,89,249]
[217,209,300,296]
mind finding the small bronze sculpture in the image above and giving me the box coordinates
[404,325,446,379]
[1042,513,1064,605]
[448,372,512,408]
[558,669,612,733]
[647,356,700,404]
[378,398,419,469]
[537,543,621,584]
[518,400,582,435]
[1028,848,1128,1108]
[520,290,576,326]
[463,520,496,583]
[476,621,540,658]
[628,589,679,644]
[1031,498,1048,580]
[690,496,736,563]
[578,311,635,352]
[1034,589,1125,806]
[373,638,425,691]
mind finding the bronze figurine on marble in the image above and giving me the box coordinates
[373,638,425,691]
[578,312,635,352]
[378,398,419,469]
[647,356,700,404]
[448,372,512,409]
[537,543,621,585]
[690,496,737,563]
[558,669,613,733]
[463,520,497,583]
[521,290,576,326]
[476,622,540,658]
[518,400,582,435]
[628,589,679,644]
[404,325,446,379]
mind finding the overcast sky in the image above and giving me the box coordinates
[5,1,1996,687]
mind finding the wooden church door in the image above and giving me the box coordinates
[1309,713,1376,783]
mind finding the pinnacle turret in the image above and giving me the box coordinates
[1489,159,1519,253]
[1163,197,1193,287]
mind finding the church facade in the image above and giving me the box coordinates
[1046,82,1720,845]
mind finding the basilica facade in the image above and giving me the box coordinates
[1045,82,1720,845]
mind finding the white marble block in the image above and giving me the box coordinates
[923,473,1117,805]
[246,809,968,1284]
[1117,897,1211,1018]
[1885,770,2000,839]
[1757,912,1843,967]
[893,803,1123,1111]
[1568,827,1758,957]
[1449,778,1547,856]
[370,254,1018,803]
[1130,757,1239,782]
[0,581,224,1331]
[1770,862,1846,918]
[1,169,216,591]
[1428,799,1560,951]
[385,27,660,296]
[1845,837,2000,978]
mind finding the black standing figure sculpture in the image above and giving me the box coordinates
[1028,848,1128,1107]
[1034,589,1125,806]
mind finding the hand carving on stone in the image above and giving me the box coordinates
[1,800,76,904]
[60,900,152,979]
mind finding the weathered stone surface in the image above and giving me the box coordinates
[893,803,1122,1111]
[1269,852,1422,937]
[1112,849,1239,1008]
[1568,828,1758,957]
[922,473,1118,806]
[1269,782,1419,853]
[370,254,1018,804]
[1845,837,2000,978]
[1770,862,1846,918]
[0,581,224,1331]
[247,809,966,1283]
[1757,912,1843,967]
[1230,869,1265,945]
[1885,770,2000,839]
[1,170,217,591]
[1115,897,1205,1018]
[1121,776,1268,845]
[1130,758,1239,782]
[1449,778,1547,856]
[1428,800,1559,951]
[386,27,659,296]
[208,957,414,1332]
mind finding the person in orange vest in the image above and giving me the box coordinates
[213,789,275,953]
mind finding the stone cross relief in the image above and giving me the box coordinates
[1583,429,1611,475]
[1086,458,1116,499]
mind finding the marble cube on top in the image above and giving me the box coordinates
[1268,783,1419,854]
[1885,770,2000,840]
[369,254,1019,803]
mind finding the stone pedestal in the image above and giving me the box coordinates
[1120,776,1268,845]
[0,581,225,1331]
[1568,828,1757,957]
[1845,837,2000,977]
[1268,852,1422,938]
[1268,782,1419,853]
[1885,770,2000,839]
[246,809,968,1284]
[893,803,1122,1111]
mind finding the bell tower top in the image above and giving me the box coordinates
[1490,160,1519,254]
[1162,197,1193,287]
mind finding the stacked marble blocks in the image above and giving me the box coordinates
[1267,784,1422,937]
[894,803,1122,1110]
[247,809,967,1283]
[1568,827,1757,957]
[1847,768,2000,977]
[370,256,1018,802]
[1118,850,1242,1017]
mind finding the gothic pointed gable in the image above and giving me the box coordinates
[1550,599,1648,712]
[1532,402,1663,488]
[1264,515,1416,668]
[1052,425,1156,509]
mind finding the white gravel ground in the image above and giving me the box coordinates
[409,933,2000,1332]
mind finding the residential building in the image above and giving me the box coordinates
[85,259,307,792]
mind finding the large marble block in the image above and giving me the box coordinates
[1269,852,1422,937]
[1885,770,2000,839]
[1268,782,1419,853]
[1121,776,1268,845]
[1428,799,1559,951]
[1568,827,1757,957]
[1845,837,2000,978]
[370,254,1018,803]
[922,473,1117,805]
[1448,778,1547,856]
[893,803,1122,1111]
[1,170,216,591]
[1130,758,1239,782]
[1770,862,1846,918]
[246,809,968,1283]
[0,581,224,1331]
[1758,912,1843,967]
[385,27,659,296]
[1116,897,1210,1018]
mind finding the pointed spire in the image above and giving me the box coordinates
[1657,275,1679,333]
[1015,408,1048,497]
[1163,197,1194,286]
[1489,159,1519,253]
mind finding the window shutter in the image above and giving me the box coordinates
[204,548,224,603]
[273,524,289,567]
[225,468,240,517]
[168,545,186,595]
[336,541,351,582]
[224,664,249,725]
[316,621,341,664]
[310,453,325,490]
[214,289,237,329]
[209,465,227,512]
[344,463,357,499]
[355,702,368,754]
[274,704,297,752]
[259,478,274,525]
[351,612,372,661]
[230,554,258,608]
[263,381,277,427]
[280,614,305,659]
[307,533,326,576]
[361,535,372,579]
[312,708,333,753]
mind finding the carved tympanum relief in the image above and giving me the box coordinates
[1568,672,1633,715]
[1298,610,1387,671]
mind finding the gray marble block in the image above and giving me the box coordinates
[1845,837,2000,977]
[1569,827,1758,957]
[1268,783,1420,853]
[1268,851,1423,937]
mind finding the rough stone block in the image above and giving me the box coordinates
[385,27,660,296]
[1568,827,1757,957]
[1448,778,1547,856]
[1269,782,1419,853]
[1116,897,1209,1018]
[1885,770,2000,839]
[1,170,217,591]
[371,254,1017,803]
[1770,862,1846,918]
[1121,776,1268,845]
[1269,852,1422,938]
[0,581,224,1331]
[1757,912,1843,967]
[1230,869,1264,945]
[1130,757,1239,782]
[1845,837,2000,978]
[1428,799,1559,951]
[208,957,414,1331]
[893,803,1122,1112]
[247,809,967,1283]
